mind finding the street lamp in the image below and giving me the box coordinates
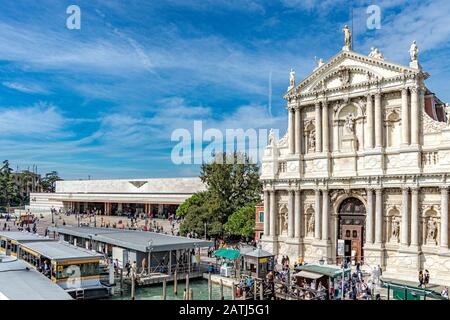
[204,221,207,240]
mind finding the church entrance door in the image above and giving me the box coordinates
[337,198,366,265]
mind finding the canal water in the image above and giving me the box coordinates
[110,279,233,300]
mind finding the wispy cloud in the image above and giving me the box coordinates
[2,81,51,94]
[0,103,67,136]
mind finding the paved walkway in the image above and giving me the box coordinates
[1,213,180,237]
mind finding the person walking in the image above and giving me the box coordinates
[125,261,131,277]
[424,270,430,288]
[418,270,424,288]
[441,287,449,299]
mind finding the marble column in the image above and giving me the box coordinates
[270,190,277,237]
[366,189,374,244]
[321,190,329,241]
[374,92,383,148]
[314,189,321,240]
[401,88,410,145]
[410,187,420,247]
[333,121,339,151]
[441,187,449,249]
[375,189,383,244]
[288,107,295,154]
[263,190,270,237]
[401,188,410,246]
[295,107,302,154]
[288,190,295,239]
[410,86,420,145]
[322,101,329,153]
[294,190,302,239]
[315,102,322,153]
[366,94,374,149]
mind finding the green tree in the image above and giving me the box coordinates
[178,152,262,238]
[19,170,35,205]
[224,204,256,237]
[41,171,62,192]
[0,160,17,210]
[176,191,210,218]
[178,195,223,238]
[200,152,262,221]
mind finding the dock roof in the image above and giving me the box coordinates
[0,255,72,300]
[49,226,214,252]
[0,231,53,242]
[21,241,103,261]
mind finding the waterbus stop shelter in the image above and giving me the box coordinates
[49,226,214,280]
[241,246,274,279]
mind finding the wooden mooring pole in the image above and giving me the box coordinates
[208,273,212,300]
[253,281,257,300]
[131,272,136,300]
[220,279,224,300]
[259,281,264,300]
[189,288,193,300]
[185,274,190,300]
[162,278,167,300]
[173,270,178,295]
[120,269,124,296]
[231,284,236,300]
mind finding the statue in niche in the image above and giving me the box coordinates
[409,40,418,62]
[307,215,315,235]
[279,209,288,234]
[339,68,351,86]
[391,217,400,241]
[427,218,438,241]
[345,113,356,134]
[268,129,275,146]
[283,211,288,232]
[309,130,316,150]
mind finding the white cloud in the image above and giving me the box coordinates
[2,81,51,94]
[0,103,67,136]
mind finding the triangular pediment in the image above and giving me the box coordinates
[129,181,148,188]
[286,50,426,98]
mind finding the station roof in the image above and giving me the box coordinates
[0,255,72,300]
[0,231,53,242]
[49,226,214,253]
[21,241,103,261]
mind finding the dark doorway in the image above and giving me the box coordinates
[337,197,366,265]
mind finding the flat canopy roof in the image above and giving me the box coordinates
[295,264,351,278]
[0,231,53,242]
[49,226,214,252]
[0,256,72,300]
[21,241,103,261]
[295,270,324,280]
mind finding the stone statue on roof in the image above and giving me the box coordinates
[409,40,418,62]
[289,68,295,89]
[342,25,352,51]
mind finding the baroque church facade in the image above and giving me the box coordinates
[260,28,450,284]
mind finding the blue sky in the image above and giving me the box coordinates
[0,0,449,179]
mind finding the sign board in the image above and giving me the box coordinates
[259,258,269,263]
[337,239,345,257]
